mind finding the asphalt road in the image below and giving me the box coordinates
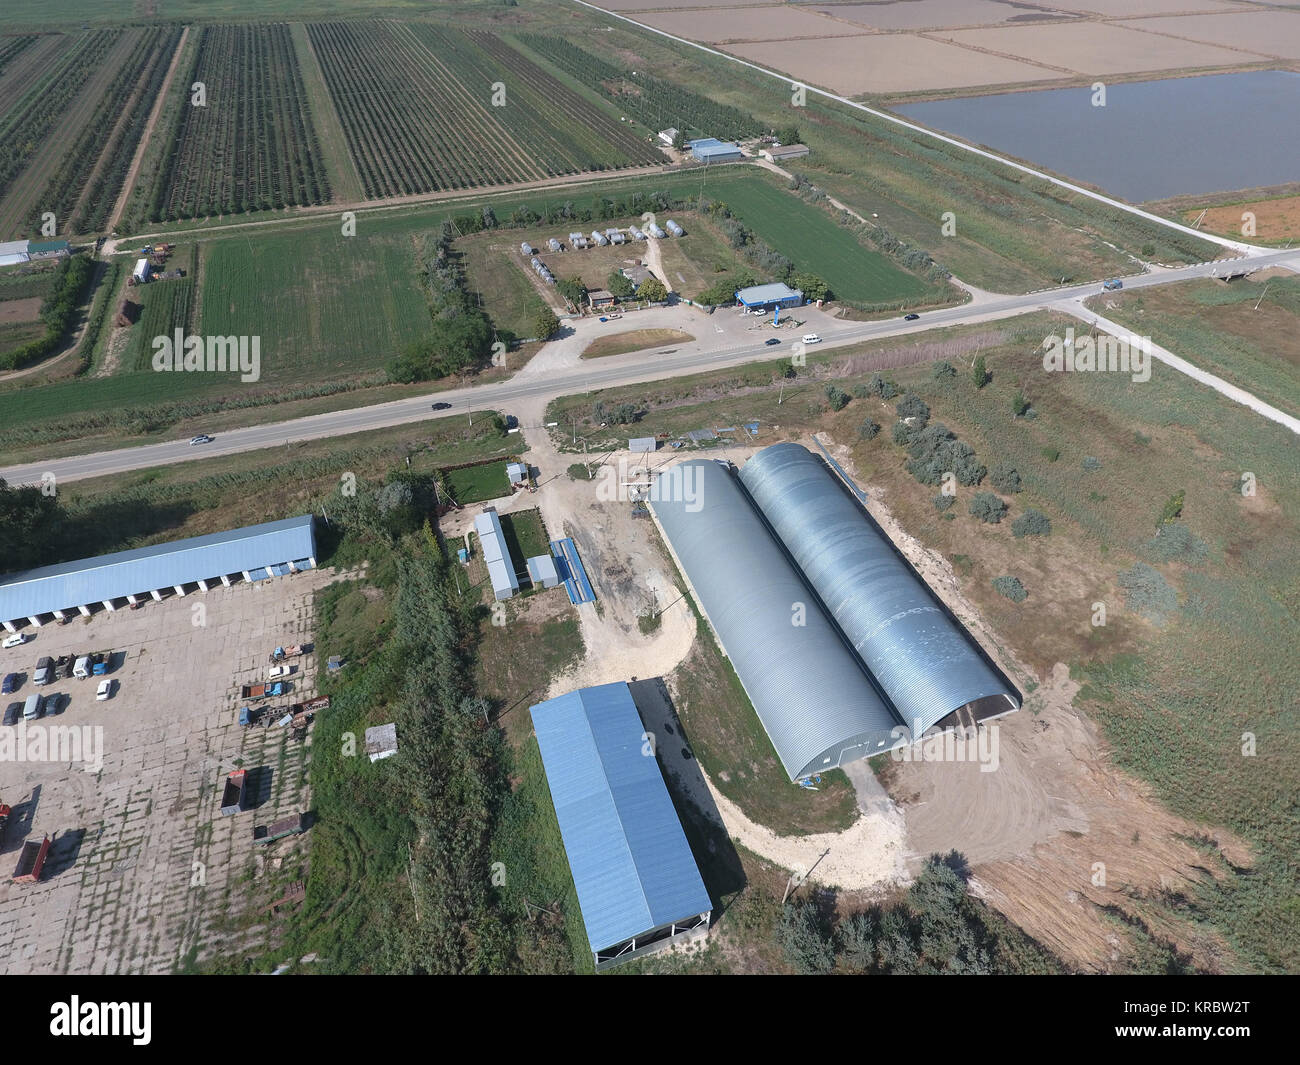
[3,248,1297,488]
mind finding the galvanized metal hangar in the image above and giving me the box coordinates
[531,682,712,970]
[0,514,317,633]
[650,446,1018,780]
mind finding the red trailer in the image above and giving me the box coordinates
[12,836,50,883]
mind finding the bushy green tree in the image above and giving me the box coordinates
[989,463,1022,494]
[1011,508,1052,538]
[637,277,668,302]
[992,575,1028,602]
[776,902,835,974]
[971,353,988,388]
[824,385,850,411]
[533,308,560,340]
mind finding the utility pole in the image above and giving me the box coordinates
[1254,282,1270,311]
[782,848,830,904]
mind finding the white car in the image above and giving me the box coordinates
[189,434,214,445]
[96,679,114,701]
[2,633,29,649]
[802,333,821,344]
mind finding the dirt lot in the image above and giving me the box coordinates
[0,568,339,974]
[730,34,1063,95]
[0,298,41,324]
[934,20,1259,75]
[636,7,870,42]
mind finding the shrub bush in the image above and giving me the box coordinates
[1118,562,1178,621]
[933,493,955,511]
[1011,508,1052,538]
[969,492,1007,523]
[992,575,1027,602]
[1041,446,1060,462]
[1082,456,1102,472]
[1012,390,1030,417]
[858,419,880,440]
[825,384,850,411]
[932,361,957,381]
[1143,522,1206,565]
[896,393,930,426]
[989,464,1022,494]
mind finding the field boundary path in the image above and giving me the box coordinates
[107,25,188,234]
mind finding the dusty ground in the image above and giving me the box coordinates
[810,0,1078,31]
[1185,195,1300,242]
[1116,10,1300,61]
[0,568,339,974]
[934,20,1261,74]
[730,35,1063,95]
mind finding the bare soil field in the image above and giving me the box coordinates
[0,297,40,324]
[809,0,1078,31]
[1184,194,1300,241]
[635,7,870,42]
[1118,10,1300,60]
[582,327,695,358]
[934,20,1261,75]
[1043,0,1246,16]
[730,34,1063,95]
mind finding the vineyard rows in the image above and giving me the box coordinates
[0,30,120,206]
[519,35,761,143]
[25,26,182,236]
[306,21,661,199]
[146,23,330,222]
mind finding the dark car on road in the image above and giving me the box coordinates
[904,313,920,321]
[430,401,452,411]
[1,673,17,694]
[764,337,781,346]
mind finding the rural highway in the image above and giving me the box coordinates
[3,247,1297,488]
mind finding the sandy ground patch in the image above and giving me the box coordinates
[0,298,41,324]
[935,20,1267,74]
[634,7,871,42]
[810,0,1077,31]
[1117,10,1300,60]
[1182,195,1300,242]
[729,34,1064,95]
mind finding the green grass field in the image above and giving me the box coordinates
[200,227,430,382]
[706,173,931,304]
[447,459,511,505]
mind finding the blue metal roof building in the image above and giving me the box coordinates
[688,137,743,163]
[0,515,317,631]
[530,682,712,969]
[735,282,803,310]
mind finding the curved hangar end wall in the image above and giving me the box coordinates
[649,460,903,780]
[739,443,1019,735]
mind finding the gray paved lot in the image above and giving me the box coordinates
[0,569,340,974]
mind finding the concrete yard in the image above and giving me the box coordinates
[0,568,340,974]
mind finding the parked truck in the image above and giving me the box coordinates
[269,644,308,663]
[12,836,50,882]
[1102,278,1123,291]
[240,681,285,701]
[252,814,304,845]
[220,770,248,815]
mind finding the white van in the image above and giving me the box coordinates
[802,333,821,344]
[73,654,92,679]
[22,693,43,720]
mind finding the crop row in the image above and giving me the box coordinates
[25,26,182,236]
[307,21,660,200]
[0,30,120,201]
[519,35,761,143]
[0,35,36,74]
[146,23,330,221]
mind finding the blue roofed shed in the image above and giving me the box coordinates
[735,282,803,310]
[688,137,743,163]
[530,682,712,969]
[0,515,316,631]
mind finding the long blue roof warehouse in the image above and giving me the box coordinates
[530,682,712,969]
[0,515,317,631]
